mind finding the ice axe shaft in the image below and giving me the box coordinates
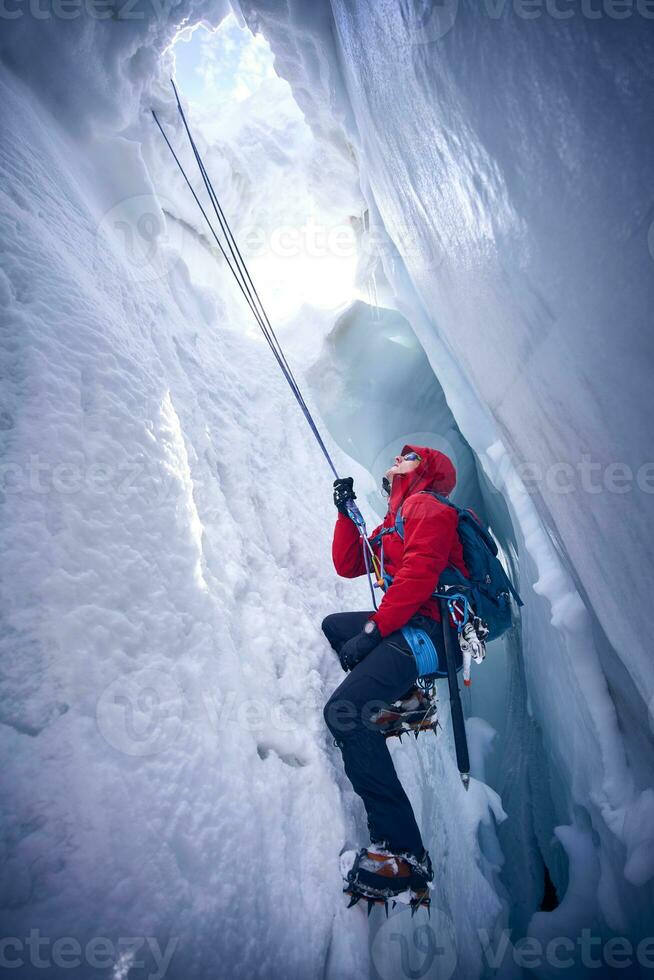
[440,598,470,789]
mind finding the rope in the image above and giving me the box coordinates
[152,87,339,480]
[169,81,306,414]
[152,84,386,599]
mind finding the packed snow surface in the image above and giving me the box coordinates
[1,1,653,978]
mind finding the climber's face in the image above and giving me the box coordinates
[386,451,422,480]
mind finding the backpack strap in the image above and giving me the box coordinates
[422,491,503,559]
[394,490,455,541]
[369,526,395,549]
[396,491,522,606]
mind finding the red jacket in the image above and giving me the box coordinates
[331,445,468,637]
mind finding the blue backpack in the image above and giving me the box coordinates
[394,491,523,641]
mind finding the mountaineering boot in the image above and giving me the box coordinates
[342,845,434,913]
[370,684,439,739]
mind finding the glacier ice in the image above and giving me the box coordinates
[1,1,653,978]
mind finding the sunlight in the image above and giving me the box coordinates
[249,240,357,321]
[169,14,358,323]
[171,16,276,109]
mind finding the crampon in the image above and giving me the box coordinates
[370,682,439,740]
[341,847,433,917]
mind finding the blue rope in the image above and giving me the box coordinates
[437,593,471,633]
[344,501,378,609]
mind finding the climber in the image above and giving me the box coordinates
[322,445,469,909]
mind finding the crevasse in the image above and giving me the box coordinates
[0,1,652,978]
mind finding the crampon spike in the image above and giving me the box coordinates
[347,894,360,908]
[384,900,389,917]
[367,900,374,917]
[413,894,431,914]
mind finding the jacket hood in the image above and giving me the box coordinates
[387,444,457,516]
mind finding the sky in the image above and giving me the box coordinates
[169,14,359,321]
[172,15,277,110]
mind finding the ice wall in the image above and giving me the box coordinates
[240,0,654,960]
[240,0,654,711]
[2,0,654,976]
[0,45,372,980]
[0,9,512,978]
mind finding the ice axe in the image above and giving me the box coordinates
[440,598,470,789]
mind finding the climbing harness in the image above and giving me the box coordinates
[369,526,487,682]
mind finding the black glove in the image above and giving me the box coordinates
[339,622,381,672]
[333,477,356,515]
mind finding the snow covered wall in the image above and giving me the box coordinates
[0,61,366,980]
[1,0,654,978]
[239,0,654,955]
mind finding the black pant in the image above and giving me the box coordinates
[322,611,445,857]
